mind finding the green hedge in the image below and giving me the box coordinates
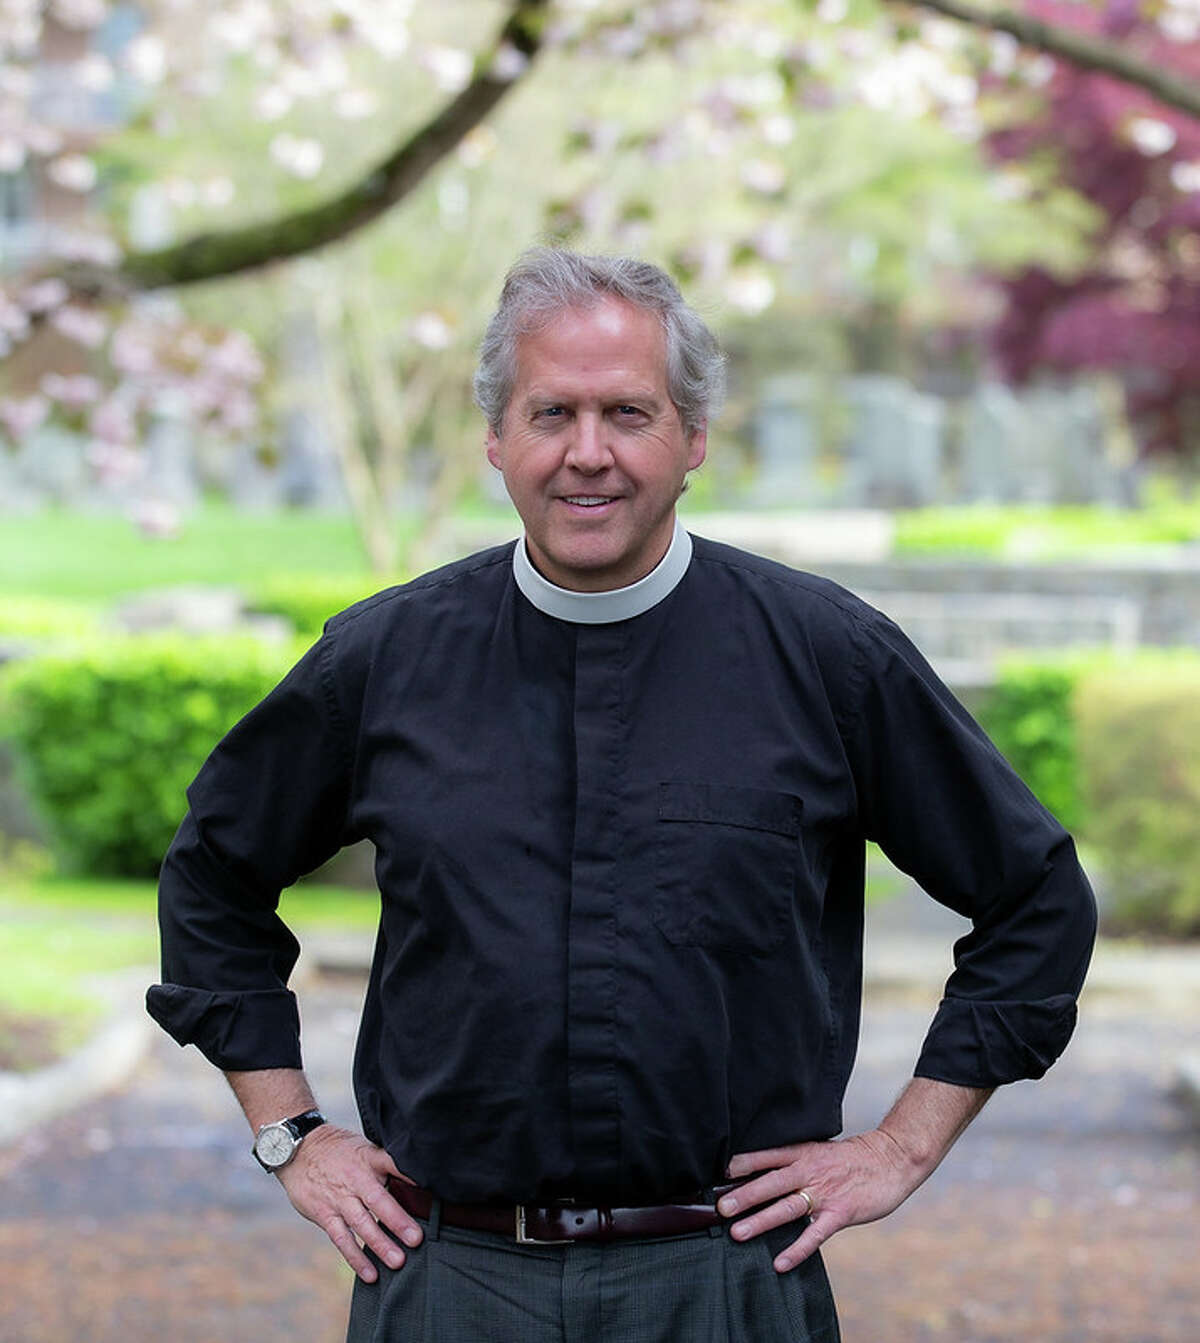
[2,636,298,878]
[247,574,402,639]
[977,660,1083,832]
[1076,664,1200,937]
[0,596,104,640]
[980,650,1200,937]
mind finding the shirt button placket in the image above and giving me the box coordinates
[565,623,628,1187]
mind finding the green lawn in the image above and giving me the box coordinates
[0,504,388,601]
[0,873,381,1071]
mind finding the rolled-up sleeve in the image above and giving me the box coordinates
[146,631,356,1070]
[841,608,1097,1087]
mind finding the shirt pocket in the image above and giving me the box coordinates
[652,782,802,954]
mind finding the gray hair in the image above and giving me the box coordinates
[473,247,726,438]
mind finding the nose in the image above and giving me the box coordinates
[563,411,613,473]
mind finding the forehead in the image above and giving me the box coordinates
[511,299,668,397]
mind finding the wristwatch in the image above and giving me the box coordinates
[252,1108,327,1171]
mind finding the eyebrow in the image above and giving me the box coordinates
[521,389,666,412]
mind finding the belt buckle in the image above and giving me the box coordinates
[515,1204,573,1245]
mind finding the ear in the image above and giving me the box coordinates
[485,427,503,471]
[686,423,707,473]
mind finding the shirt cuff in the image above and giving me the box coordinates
[145,984,302,1071]
[913,994,1079,1087]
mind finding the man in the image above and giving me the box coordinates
[148,248,1096,1341]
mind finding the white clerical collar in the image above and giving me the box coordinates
[512,518,692,625]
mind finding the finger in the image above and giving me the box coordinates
[718,1163,809,1218]
[769,1215,833,1274]
[728,1188,824,1243]
[324,1213,393,1284]
[366,1145,406,1181]
[727,1145,804,1178]
[343,1198,410,1269]
[361,1182,424,1249]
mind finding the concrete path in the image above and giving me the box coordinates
[1,884,1196,1342]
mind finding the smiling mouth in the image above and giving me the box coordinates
[562,496,616,507]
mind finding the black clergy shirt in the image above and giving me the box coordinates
[148,530,1096,1205]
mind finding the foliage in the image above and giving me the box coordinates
[977,658,1083,831]
[0,0,1135,553]
[985,0,1200,459]
[1075,662,1200,936]
[979,648,1200,936]
[1,635,297,877]
[893,494,1200,558]
[0,595,103,638]
[248,573,403,639]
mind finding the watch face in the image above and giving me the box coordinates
[255,1123,296,1168]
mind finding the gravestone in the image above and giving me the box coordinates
[750,374,824,505]
[959,382,1029,503]
[844,375,945,508]
[277,311,347,510]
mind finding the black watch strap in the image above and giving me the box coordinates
[287,1109,327,1140]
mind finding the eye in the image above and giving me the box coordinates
[615,405,645,418]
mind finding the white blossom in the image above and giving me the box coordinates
[54,230,121,266]
[41,371,102,407]
[1171,161,1200,193]
[760,114,793,147]
[25,124,64,157]
[741,159,786,195]
[254,85,293,120]
[123,35,167,85]
[725,270,775,314]
[0,394,48,440]
[207,330,264,382]
[269,133,325,178]
[164,177,197,208]
[1159,0,1200,42]
[110,322,159,376]
[87,398,137,446]
[72,53,113,92]
[47,153,97,192]
[50,0,107,31]
[1129,117,1177,156]
[335,87,377,120]
[21,278,70,313]
[421,45,472,93]
[0,137,25,172]
[410,311,453,349]
[52,305,108,349]
[989,33,1019,78]
[203,176,236,207]
[490,43,528,82]
[0,294,31,339]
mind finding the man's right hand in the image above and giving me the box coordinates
[274,1124,424,1282]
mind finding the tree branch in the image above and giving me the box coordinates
[101,0,548,294]
[902,0,1200,121]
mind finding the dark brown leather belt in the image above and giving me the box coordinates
[388,1179,744,1244]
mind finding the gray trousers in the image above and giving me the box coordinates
[347,1201,840,1342]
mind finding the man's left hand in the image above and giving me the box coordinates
[718,1077,992,1272]
[717,1129,916,1272]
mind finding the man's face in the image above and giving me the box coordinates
[486,299,706,592]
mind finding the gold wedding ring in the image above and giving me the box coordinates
[797,1188,815,1217]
